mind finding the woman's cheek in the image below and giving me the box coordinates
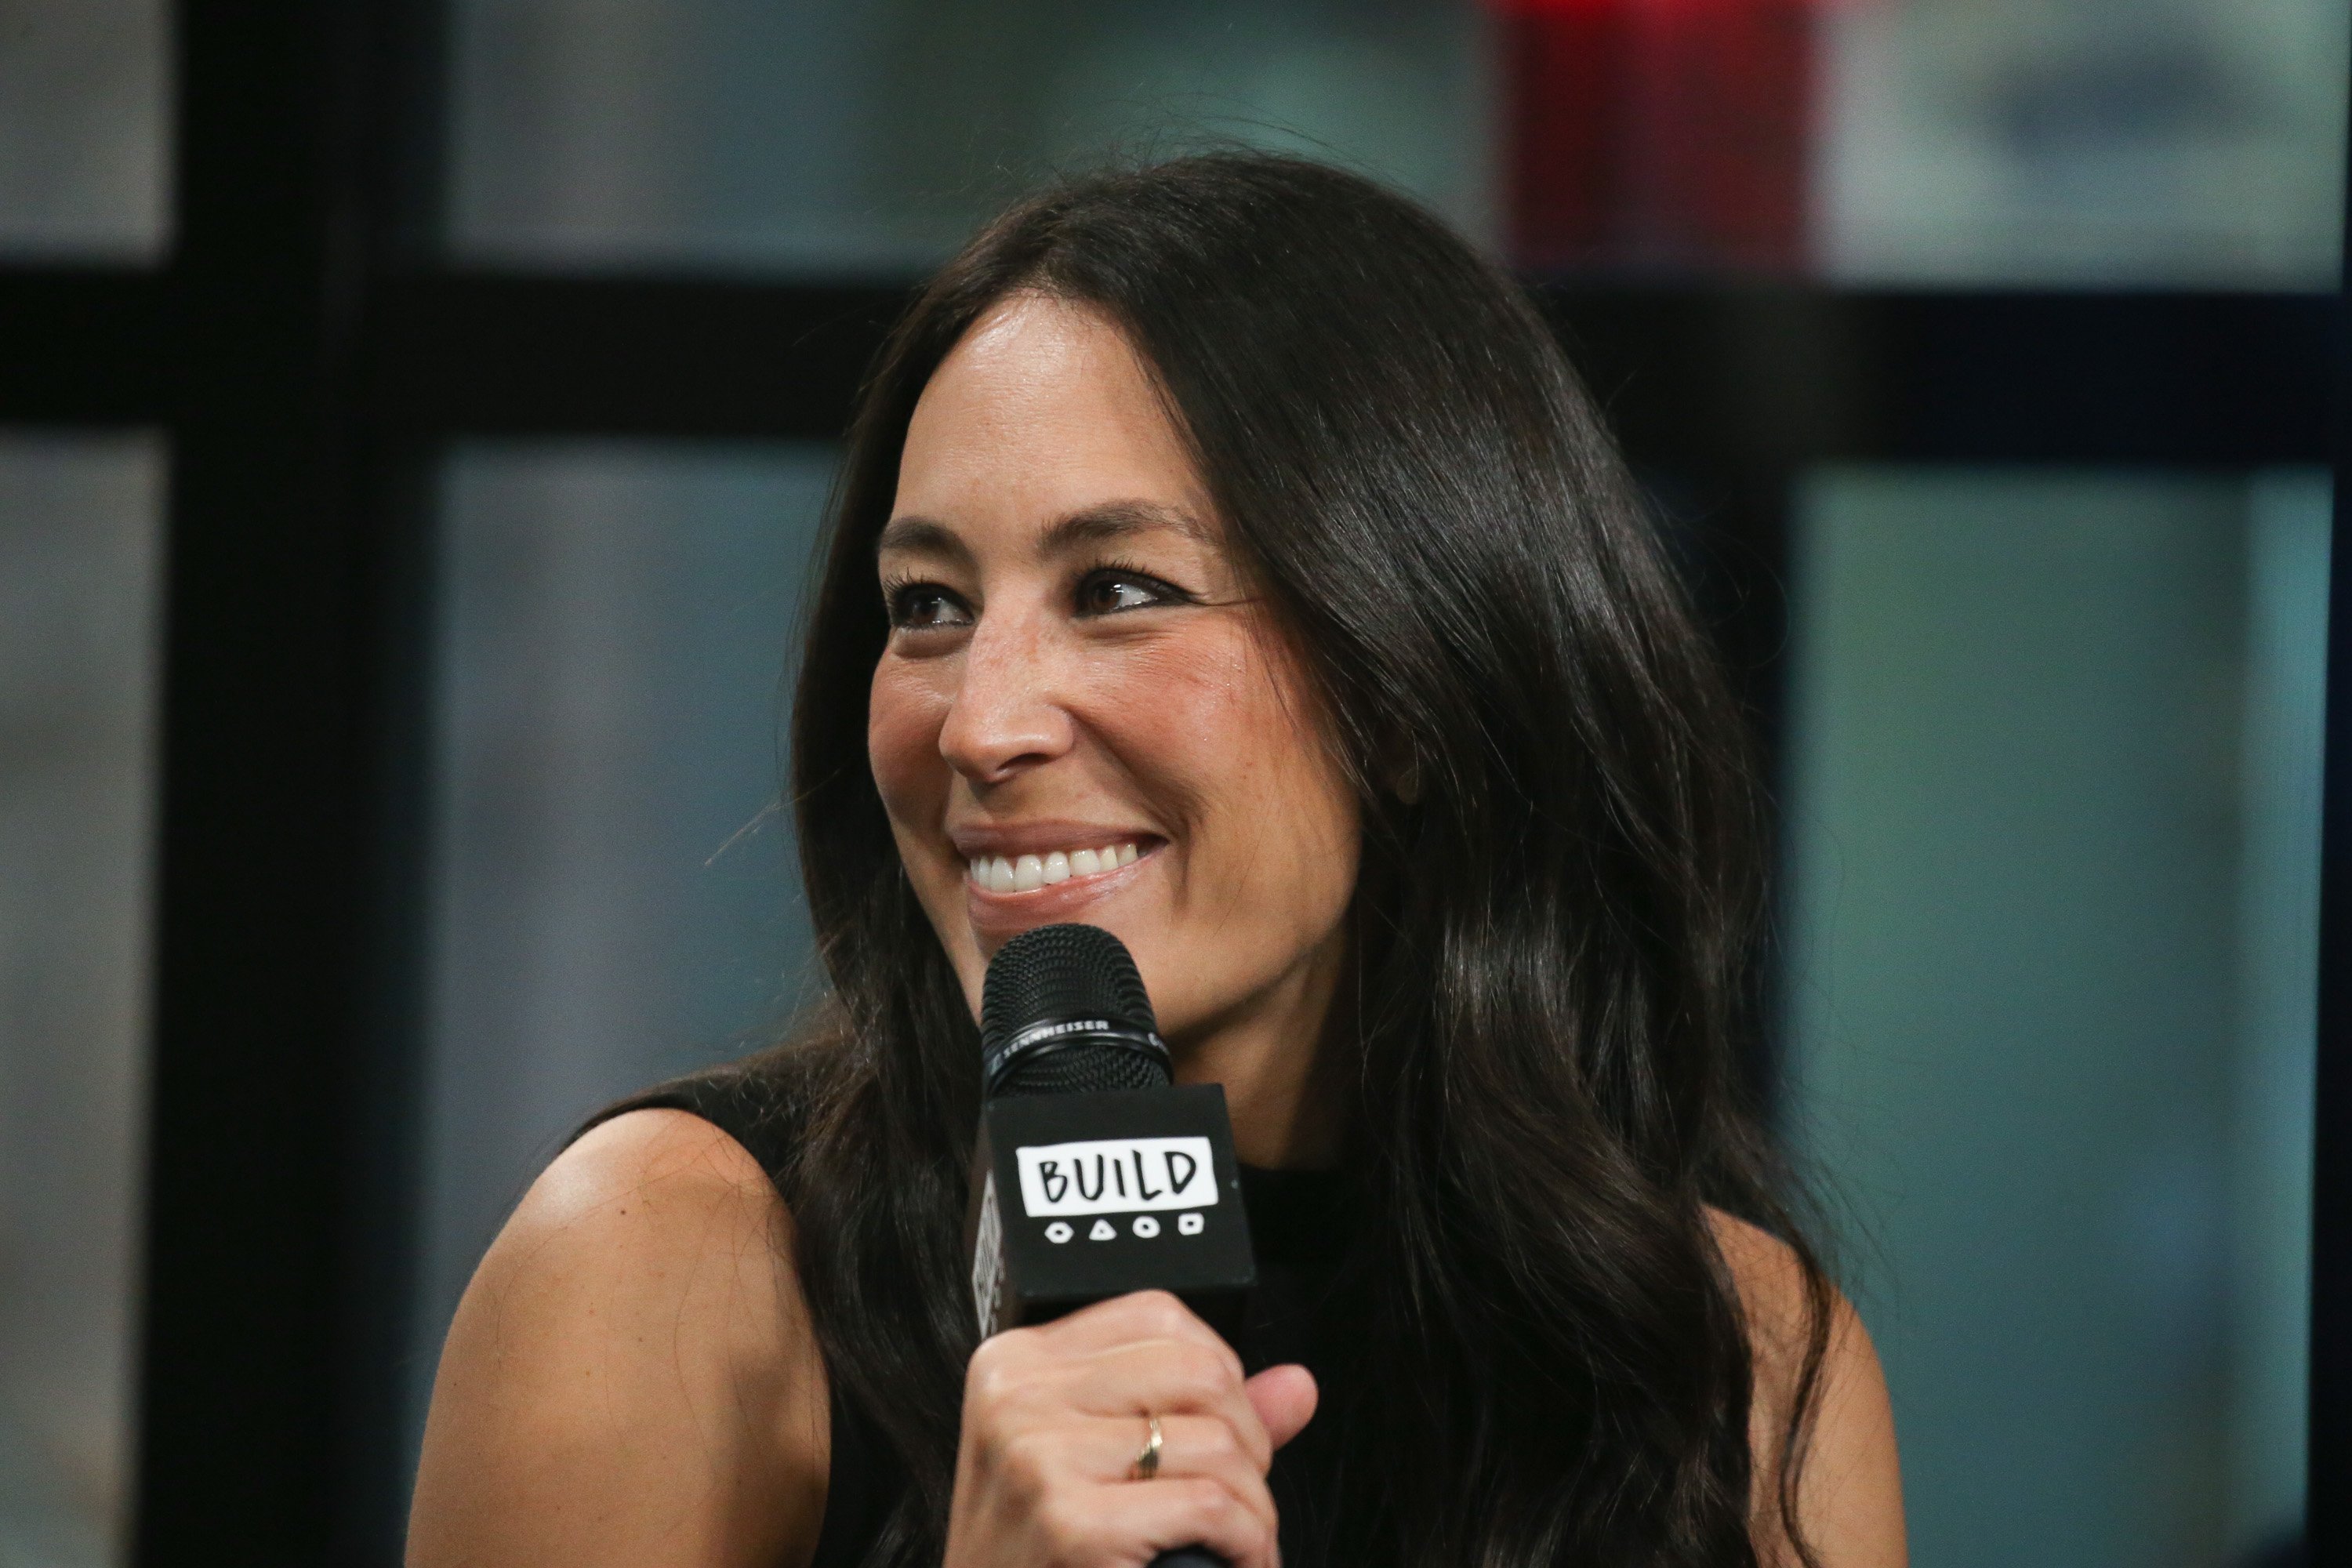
[867,659,951,824]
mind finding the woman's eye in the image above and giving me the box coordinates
[1076,570,1178,617]
[887,583,972,631]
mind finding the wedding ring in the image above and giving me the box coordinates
[1131,1413,1163,1481]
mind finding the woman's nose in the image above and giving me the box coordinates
[936,613,1075,785]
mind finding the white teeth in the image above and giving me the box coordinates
[969,842,1142,891]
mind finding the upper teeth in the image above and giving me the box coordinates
[968,843,1140,892]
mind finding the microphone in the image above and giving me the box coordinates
[965,924,1256,1568]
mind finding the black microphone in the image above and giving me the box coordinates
[965,924,1255,1568]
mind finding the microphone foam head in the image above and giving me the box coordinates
[980,924,1171,1098]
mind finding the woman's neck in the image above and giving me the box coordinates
[1169,928,1348,1170]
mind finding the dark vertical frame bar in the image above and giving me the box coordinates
[2310,77,2352,1559]
[132,2,439,1561]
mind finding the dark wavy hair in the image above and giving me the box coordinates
[765,151,1831,1568]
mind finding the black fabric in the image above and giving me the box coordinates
[584,1073,1359,1568]
[1229,1164,1360,1566]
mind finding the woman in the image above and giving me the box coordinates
[408,153,1904,1568]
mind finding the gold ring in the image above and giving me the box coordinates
[1131,1414,1163,1481]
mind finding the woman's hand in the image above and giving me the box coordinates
[945,1290,1319,1568]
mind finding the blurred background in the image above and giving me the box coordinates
[0,1,2343,1564]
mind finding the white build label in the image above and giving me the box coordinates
[1014,1137,1218,1218]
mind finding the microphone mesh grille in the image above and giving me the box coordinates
[981,924,1167,1098]
[993,1042,1171,1097]
[982,923,1156,1047]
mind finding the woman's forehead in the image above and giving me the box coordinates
[890,295,1219,558]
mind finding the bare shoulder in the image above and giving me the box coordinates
[1705,1207,1907,1568]
[408,1108,830,1568]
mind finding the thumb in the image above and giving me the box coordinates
[1243,1363,1318,1450]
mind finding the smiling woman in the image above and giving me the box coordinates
[406,154,1904,1568]
[869,296,1359,1171]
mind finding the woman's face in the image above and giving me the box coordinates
[869,292,1360,1056]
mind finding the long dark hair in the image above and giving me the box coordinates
[769,152,1831,1568]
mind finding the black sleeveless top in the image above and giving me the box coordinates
[599,1069,1359,1568]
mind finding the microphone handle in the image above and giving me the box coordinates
[1151,1552,1227,1568]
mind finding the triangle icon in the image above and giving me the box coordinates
[1089,1218,1116,1241]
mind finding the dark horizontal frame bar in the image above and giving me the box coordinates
[374,273,907,440]
[376,276,2347,470]
[1545,286,2336,473]
[4,263,2334,470]
[0,267,172,424]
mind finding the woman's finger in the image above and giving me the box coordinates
[1065,1411,1276,1494]
[1037,1290,1244,1374]
[1057,1338,1269,1451]
[1110,1475,1282,1568]
[1020,1478,1279,1568]
[964,1337,1268,1487]
[1244,1363,1318,1450]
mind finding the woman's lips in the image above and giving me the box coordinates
[960,837,1160,933]
[966,840,1143,894]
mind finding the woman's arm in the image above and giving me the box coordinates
[407,1109,829,1568]
[1709,1210,1907,1568]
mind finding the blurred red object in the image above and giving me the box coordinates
[1494,0,1819,272]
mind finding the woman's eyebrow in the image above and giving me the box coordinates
[1036,501,1216,556]
[875,515,969,562]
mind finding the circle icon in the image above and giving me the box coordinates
[1044,1221,1073,1244]
[1177,1212,1205,1236]
[1131,1215,1161,1238]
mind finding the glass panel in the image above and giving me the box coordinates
[1500,0,2347,282]
[1814,0,2348,286]
[0,0,171,259]
[448,0,2343,285]
[445,0,1495,271]
[0,432,165,1566]
[1782,468,2324,1566]
[410,441,836,1453]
